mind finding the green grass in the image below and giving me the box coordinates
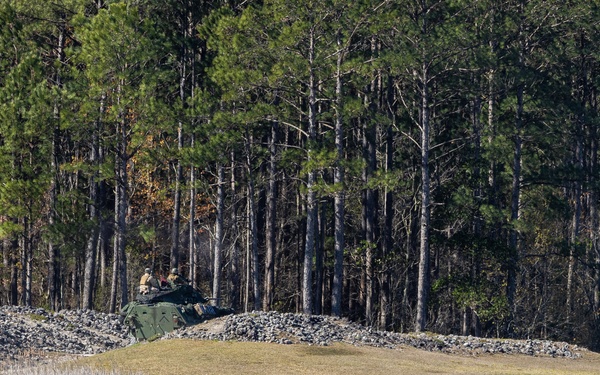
[27,313,48,322]
[65,339,600,375]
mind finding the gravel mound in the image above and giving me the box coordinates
[166,311,586,358]
[0,306,586,369]
[0,305,130,366]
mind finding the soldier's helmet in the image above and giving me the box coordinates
[145,268,151,274]
[171,267,178,275]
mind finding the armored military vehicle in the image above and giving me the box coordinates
[120,284,233,340]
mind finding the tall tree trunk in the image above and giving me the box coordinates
[244,195,250,313]
[506,84,524,338]
[245,133,261,311]
[264,119,278,311]
[22,217,31,306]
[48,25,65,312]
[362,43,379,325]
[189,135,196,287]
[82,173,99,310]
[83,93,104,310]
[110,83,129,313]
[213,164,224,304]
[591,109,600,350]
[188,12,199,285]
[332,31,345,317]
[109,185,119,313]
[99,176,109,290]
[10,234,18,305]
[486,35,501,336]
[586,45,600,347]
[230,151,241,311]
[507,10,526,334]
[171,9,190,271]
[362,120,376,326]
[118,120,129,309]
[314,203,325,315]
[567,119,583,327]
[474,98,483,337]
[380,79,394,329]
[303,27,317,315]
[48,125,60,309]
[415,58,431,333]
[468,90,483,336]
[171,126,183,270]
[20,221,25,306]
[487,62,498,202]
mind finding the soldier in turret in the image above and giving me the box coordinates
[139,268,160,294]
[167,267,188,287]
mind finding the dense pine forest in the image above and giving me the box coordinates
[1,0,600,348]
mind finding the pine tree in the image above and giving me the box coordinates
[75,2,168,311]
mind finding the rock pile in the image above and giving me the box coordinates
[166,311,585,358]
[0,305,130,365]
[0,305,586,369]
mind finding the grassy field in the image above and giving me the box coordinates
[63,339,600,375]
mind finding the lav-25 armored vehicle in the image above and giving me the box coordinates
[120,284,233,340]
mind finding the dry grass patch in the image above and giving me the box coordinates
[73,339,600,375]
[1,363,142,375]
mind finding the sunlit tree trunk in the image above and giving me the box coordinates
[83,93,104,310]
[189,134,196,287]
[230,151,241,311]
[244,133,261,311]
[109,184,119,313]
[415,57,431,333]
[213,164,224,304]
[171,114,184,271]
